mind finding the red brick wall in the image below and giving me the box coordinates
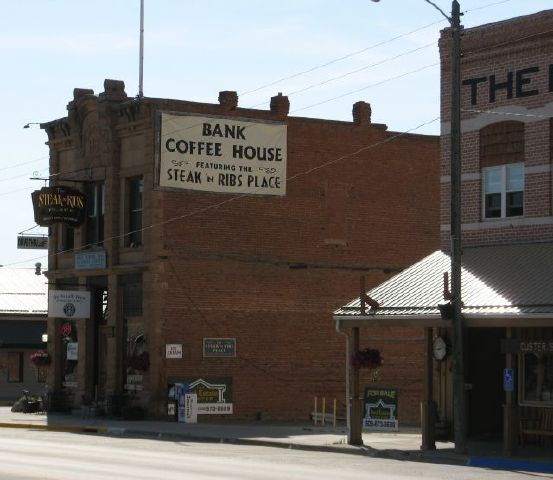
[44,82,439,424]
[153,105,439,423]
[439,10,553,249]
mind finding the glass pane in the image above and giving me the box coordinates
[485,193,501,218]
[507,191,523,217]
[484,168,502,194]
[523,353,553,403]
[506,164,524,191]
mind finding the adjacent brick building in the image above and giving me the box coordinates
[335,9,553,449]
[41,81,438,421]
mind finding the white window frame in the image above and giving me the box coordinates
[482,163,524,220]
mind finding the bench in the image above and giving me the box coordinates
[520,408,553,445]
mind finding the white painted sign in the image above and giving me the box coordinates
[184,393,198,423]
[48,290,91,319]
[66,342,79,361]
[158,113,287,196]
[166,343,183,359]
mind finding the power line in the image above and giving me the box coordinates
[239,19,446,97]
[247,42,436,109]
[2,115,439,268]
[0,156,48,173]
[291,63,439,114]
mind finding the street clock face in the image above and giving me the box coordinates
[433,336,448,361]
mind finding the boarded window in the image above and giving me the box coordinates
[480,121,524,168]
[7,352,23,383]
[120,274,143,317]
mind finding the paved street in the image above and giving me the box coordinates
[0,428,545,480]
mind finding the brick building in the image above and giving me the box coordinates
[40,81,438,421]
[334,9,553,452]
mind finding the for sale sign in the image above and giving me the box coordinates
[363,388,399,431]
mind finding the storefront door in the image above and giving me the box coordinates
[466,328,504,438]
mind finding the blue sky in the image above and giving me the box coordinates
[1,0,551,267]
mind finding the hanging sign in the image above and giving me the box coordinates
[48,290,91,319]
[31,186,86,227]
[17,235,48,250]
[158,113,287,196]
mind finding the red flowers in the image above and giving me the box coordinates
[351,348,382,369]
[29,350,51,367]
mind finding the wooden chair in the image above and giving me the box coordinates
[520,408,553,446]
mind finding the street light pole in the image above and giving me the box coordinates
[447,0,466,455]
[371,0,466,453]
[424,0,466,454]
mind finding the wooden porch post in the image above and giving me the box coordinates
[421,327,436,450]
[503,327,517,456]
[348,326,363,445]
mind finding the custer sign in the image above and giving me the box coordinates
[158,113,287,196]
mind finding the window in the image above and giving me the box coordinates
[521,352,553,404]
[120,274,143,317]
[127,177,143,246]
[85,182,104,246]
[7,352,23,383]
[60,225,74,251]
[483,163,524,219]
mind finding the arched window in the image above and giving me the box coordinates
[480,121,524,219]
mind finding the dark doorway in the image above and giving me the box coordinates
[466,328,504,439]
[88,276,108,402]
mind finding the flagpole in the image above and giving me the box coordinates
[138,0,144,98]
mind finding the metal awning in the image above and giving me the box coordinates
[334,243,553,330]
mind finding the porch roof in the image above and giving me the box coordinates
[0,268,48,315]
[334,243,553,329]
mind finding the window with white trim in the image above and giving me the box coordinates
[85,181,105,246]
[126,177,143,247]
[483,163,524,219]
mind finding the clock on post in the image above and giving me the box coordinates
[432,336,448,361]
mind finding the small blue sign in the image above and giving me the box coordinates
[503,368,514,392]
[75,250,107,270]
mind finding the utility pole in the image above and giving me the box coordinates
[370,0,465,452]
[448,0,466,454]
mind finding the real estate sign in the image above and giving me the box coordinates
[174,377,233,415]
[363,387,399,432]
[158,113,287,196]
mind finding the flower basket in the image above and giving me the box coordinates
[30,349,51,367]
[351,348,382,369]
[127,352,150,372]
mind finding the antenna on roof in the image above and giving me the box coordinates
[138,0,145,98]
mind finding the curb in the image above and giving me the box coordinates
[0,422,108,434]
[3,421,553,474]
[115,427,368,456]
[468,456,553,474]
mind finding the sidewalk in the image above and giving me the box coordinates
[1,407,552,474]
